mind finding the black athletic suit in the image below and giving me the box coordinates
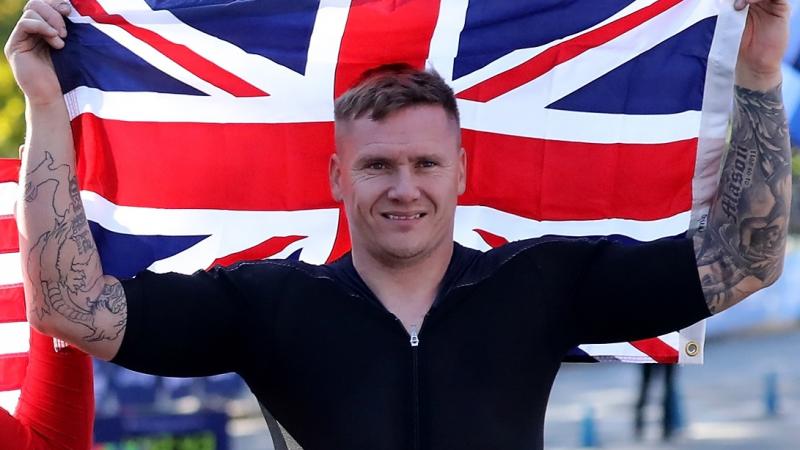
[114,236,711,450]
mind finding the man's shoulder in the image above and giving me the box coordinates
[210,256,342,287]
[467,234,686,275]
[446,235,586,287]
[486,234,689,256]
[478,234,596,261]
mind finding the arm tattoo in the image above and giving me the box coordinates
[695,85,792,313]
[24,151,127,342]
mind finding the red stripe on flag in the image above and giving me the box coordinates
[0,285,25,324]
[0,216,19,254]
[208,235,307,269]
[334,0,441,97]
[326,206,351,263]
[460,130,695,221]
[457,0,682,102]
[73,115,337,210]
[0,159,20,183]
[71,0,268,97]
[0,353,28,391]
[73,116,694,221]
[474,229,509,249]
[630,338,679,363]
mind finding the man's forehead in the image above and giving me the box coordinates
[335,105,460,151]
[337,133,461,164]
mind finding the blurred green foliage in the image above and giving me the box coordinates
[0,0,26,158]
[793,151,800,178]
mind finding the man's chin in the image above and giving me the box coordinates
[372,244,430,267]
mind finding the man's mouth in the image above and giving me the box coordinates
[382,213,426,221]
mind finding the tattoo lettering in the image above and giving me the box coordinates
[719,145,757,222]
[696,85,792,313]
[24,151,126,342]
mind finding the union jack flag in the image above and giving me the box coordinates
[0,0,747,407]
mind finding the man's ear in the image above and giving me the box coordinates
[330,153,343,201]
[457,147,467,195]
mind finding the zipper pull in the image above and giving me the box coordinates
[410,325,420,347]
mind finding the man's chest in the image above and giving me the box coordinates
[239,281,563,449]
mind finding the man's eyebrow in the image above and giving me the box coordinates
[414,154,442,161]
[353,154,391,165]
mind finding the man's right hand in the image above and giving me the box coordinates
[4,0,71,106]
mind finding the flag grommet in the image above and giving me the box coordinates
[685,341,700,357]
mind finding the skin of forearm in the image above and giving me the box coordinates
[694,77,792,314]
[18,100,125,360]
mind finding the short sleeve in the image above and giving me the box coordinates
[550,237,711,346]
[112,267,248,377]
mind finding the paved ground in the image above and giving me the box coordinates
[228,325,800,449]
[545,325,800,450]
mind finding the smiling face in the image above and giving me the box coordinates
[330,105,466,268]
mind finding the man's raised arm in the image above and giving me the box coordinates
[5,0,125,360]
[694,0,792,314]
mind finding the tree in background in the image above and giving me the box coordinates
[0,0,26,158]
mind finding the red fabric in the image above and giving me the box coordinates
[0,329,94,450]
[0,158,20,183]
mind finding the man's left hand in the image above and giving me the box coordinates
[735,0,790,90]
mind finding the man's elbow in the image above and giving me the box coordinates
[26,304,54,337]
[762,256,786,290]
[721,258,785,313]
[24,292,68,340]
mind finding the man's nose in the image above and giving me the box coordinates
[387,168,420,202]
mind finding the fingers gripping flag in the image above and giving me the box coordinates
[1,0,748,403]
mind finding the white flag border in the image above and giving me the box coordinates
[677,0,748,365]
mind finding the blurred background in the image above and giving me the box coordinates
[1,1,800,449]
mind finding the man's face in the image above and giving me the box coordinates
[330,105,466,266]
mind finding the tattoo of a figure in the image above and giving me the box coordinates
[24,151,126,341]
[696,85,792,313]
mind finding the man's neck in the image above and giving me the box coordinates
[352,243,454,333]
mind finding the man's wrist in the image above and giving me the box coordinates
[25,94,66,110]
[25,96,70,127]
[735,66,783,92]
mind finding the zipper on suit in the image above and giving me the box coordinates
[410,324,421,450]
[392,317,423,450]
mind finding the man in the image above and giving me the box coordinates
[5,0,792,449]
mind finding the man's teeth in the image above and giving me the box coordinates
[386,214,422,220]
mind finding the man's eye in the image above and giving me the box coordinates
[418,160,437,168]
[367,162,386,170]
